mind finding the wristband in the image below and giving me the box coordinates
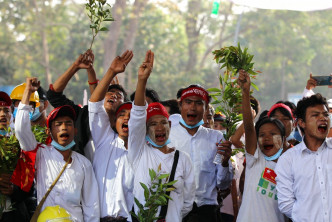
[88,79,99,85]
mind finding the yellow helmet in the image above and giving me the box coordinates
[37,205,74,222]
[10,83,40,107]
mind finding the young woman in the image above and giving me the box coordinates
[128,50,195,222]
[236,70,286,222]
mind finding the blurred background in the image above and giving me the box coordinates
[0,0,331,111]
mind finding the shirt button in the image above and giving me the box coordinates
[318,167,321,169]
[323,197,326,199]
[321,182,324,184]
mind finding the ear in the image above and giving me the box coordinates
[168,120,171,128]
[297,118,306,129]
[45,128,51,136]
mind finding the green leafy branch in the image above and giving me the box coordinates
[209,43,260,147]
[85,0,114,50]
[131,164,177,222]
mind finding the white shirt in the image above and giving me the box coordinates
[302,87,315,98]
[169,117,233,207]
[276,138,332,222]
[128,104,195,222]
[237,149,285,222]
[15,103,100,222]
[88,100,134,220]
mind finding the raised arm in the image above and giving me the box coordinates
[128,50,154,164]
[90,50,133,102]
[52,49,94,93]
[238,70,256,155]
[15,77,39,151]
[134,50,154,106]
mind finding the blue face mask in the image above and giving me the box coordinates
[179,118,204,129]
[51,140,76,151]
[13,107,33,120]
[145,135,171,148]
[263,148,283,161]
[286,129,296,142]
[30,108,42,121]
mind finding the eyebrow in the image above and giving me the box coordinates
[54,120,73,124]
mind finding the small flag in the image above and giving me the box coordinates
[262,167,277,184]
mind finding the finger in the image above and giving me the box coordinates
[150,51,154,68]
[121,50,129,59]
[144,50,150,63]
[124,51,133,64]
[310,73,312,79]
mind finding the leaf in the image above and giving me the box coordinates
[99,27,108,31]
[251,82,259,91]
[207,87,221,93]
[149,168,156,180]
[104,18,114,21]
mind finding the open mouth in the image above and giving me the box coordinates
[59,133,70,140]
[122,123,129,132]
[107,99,115,104]
[318,124,328,133]
[263,144,274,150]
[0,118,7,124]
[187,114,197,121]
[155,133,166,142]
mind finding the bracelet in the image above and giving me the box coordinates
[88,79,99,85]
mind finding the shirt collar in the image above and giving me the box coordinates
[300,137,328,153]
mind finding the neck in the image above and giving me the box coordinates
[119,136,128,149]
[108,114,116,128]
[57,149,72,162]
[154,145,174,154]
[180,122,199,136]
[304,135,325,151]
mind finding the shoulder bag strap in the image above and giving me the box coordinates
[158,150,180,221]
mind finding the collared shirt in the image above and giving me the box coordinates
[169,116,233,207]
[276,138,332,222]
[88,100,134,220]
[15,103,100,222]
[128,104,195,222]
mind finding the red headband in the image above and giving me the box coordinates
[147,102,169,122]
[180,86,209,104]
[0,101,10,107]
[115,103,132,117]
[267,103,294,120]
[47,105,76,128]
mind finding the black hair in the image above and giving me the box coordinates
[250,96,260,116]
[295,93,329,122]
[130,88,160,103]
[255,116,286,139]
[176,84,211,103]
[108,84,128,102]
[160,99,180,115]
[258,110,268,120]
[276,100,296,117]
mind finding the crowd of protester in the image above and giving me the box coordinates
[0,48,331,222]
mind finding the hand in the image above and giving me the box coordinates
[73,49,94,70]
[25,77,40,93]
[0,173,14,196]
[109,50,134,74]
[306,73,317,90]
[138,50,154,80]
[216,140,232,167]
[238,69,250,93]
